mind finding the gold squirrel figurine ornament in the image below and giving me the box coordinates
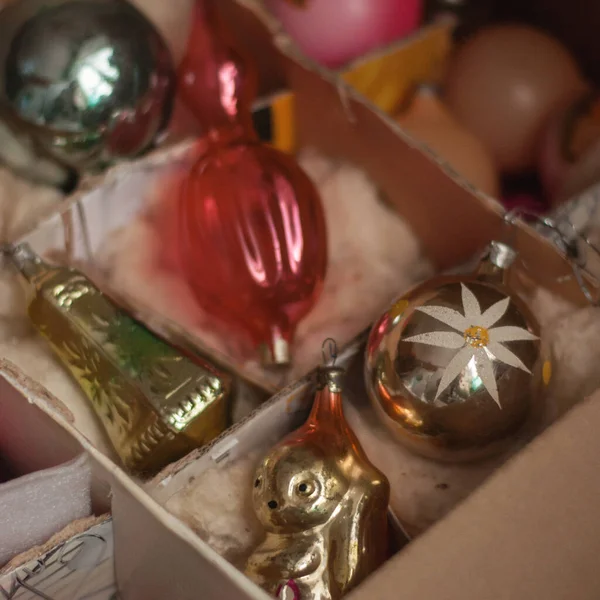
[246,340,390,600]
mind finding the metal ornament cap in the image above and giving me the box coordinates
[365,242,546,463]
[0,0,175,172]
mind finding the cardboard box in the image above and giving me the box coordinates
[2,1,600,598]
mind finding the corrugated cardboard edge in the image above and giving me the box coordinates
[0,514,110,575]
[0,358,75,424]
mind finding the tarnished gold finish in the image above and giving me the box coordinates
[7,243,231,474]
[365,241,545,462]
[246,364,390,600]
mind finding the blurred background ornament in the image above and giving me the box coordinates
[445,24,587,174]
[501,191,546,215]
[395,83,499,197]
[174,0,327,366]
[246,340,389,599]
[539,90,600,204]
[0,0,175,178]
[265,0,422,69]
[365,241,544,462]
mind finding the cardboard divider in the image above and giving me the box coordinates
[283,52,600,306]
[0,354,266,599]
[139,337,551,588]
[348,391,600,600]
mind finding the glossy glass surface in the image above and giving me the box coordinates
[0,0,175,170]
[176,1,327,364]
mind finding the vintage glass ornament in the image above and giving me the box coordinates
[6,243,231,475]
[265,0,422,69]
[246,349,390,599]
[365,241,545,462]
[0,0,175,173]
[395,84,499,197]
[445,25,587,173]
[176,0,327,365]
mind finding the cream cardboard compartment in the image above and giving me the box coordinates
[0,358,263,600]
[0,360,110,569]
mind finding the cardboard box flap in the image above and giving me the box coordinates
[350,391,600,600]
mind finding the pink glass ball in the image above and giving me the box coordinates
[266,0,423,69]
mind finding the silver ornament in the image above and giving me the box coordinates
[365,241,549,462]
[0,0,175,173]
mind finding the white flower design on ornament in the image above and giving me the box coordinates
[404,283,538,408]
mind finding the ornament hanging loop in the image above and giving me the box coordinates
[321,338,338,367]
[504,206,600,305]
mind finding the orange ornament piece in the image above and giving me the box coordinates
[175,1,327,365]
[396,84,499,197]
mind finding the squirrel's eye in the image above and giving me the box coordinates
[296,481,315,496]
[254,478,261,488]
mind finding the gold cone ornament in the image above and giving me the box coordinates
[6,243,231,475]
[246,343,390,600]
[365,241,546,462]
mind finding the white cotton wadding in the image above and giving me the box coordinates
[541,305,600,423]
[95,147,433,388]
[164,452,264,566]
[289,149,433,379]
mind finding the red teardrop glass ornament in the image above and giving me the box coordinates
[175,1,327,366]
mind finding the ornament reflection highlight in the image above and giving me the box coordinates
[0,0,175,172]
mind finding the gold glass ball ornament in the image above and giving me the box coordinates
[0,0,175,174]
[365,241,545,462]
